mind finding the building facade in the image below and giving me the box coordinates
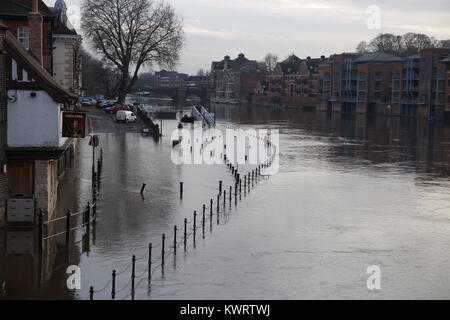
[211,53,264,103]
[50,0,82,95]
[0,0,81,227]
[0,0,54,74]
[259,48,450,119]
[154,70,188,88]
[254,55,326,107]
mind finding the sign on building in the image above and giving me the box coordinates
[62,112,86,138]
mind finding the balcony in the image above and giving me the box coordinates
[433,86,445,93]
[433,73,446,80]
[433,98,445,106]
[329,96,340,102]
[403,86,418,92]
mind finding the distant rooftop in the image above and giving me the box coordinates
[354,52,403,63]
[212,53,259,72]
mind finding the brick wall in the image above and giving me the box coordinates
[1,18,52,74]
[28,13,43,65]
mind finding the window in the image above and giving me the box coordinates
[17,26,29,49]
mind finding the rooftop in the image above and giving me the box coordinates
[354,52,403,63]
[0,0,54,18]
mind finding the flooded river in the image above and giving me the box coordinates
[1,103,450,299]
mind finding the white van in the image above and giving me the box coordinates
[116,110,137,123]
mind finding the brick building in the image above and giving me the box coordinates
[185,75,210,88]
[255,54,324,106]
[354,52,403,115]
[154,70,188,88]
[389,48,450,118]
[438,55,450,120]
[314,48,450,119]
[0,0,54,74]
[317,58,332,112]
[211,53,264,103]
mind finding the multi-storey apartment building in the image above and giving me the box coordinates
[317,58,332,112]
[328,53,360,113]
[268,54,301,101]
[154,70,188,88]
[438,55,450,120]
[211,53,263,103]
[354,52,403,115]
[390,48,450,118]
[258,55,322,106]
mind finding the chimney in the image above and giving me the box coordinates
[28,0,43,65]
[32,0,38,12]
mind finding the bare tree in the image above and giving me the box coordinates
[368,33,398,55]
[356,41,368,53]
[264,53,278,74]
[441,39,450,47]
[81,48,121,98]
[361,32,442,57]
[81,0,184,103]
[196,69,205,76]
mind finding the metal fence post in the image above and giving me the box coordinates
[131,255,136,292]
[180,182,183,199]
[173,225,177,255]
[161,234,165,268]
[148,243,152,281]
[193,211,197,239]
[111,270,116,299]
[184,218,187,251]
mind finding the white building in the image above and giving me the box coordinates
[0,22,77,226]
[50,0,82,95]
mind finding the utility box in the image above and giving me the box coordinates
[6,198,35,224]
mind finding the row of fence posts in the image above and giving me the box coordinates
[37,149,103,254]
[88,149,275,300]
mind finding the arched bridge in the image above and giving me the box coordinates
[142,87,214,107]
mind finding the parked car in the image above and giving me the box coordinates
[104,104,131,114]
[98,100,117,109]
[80,97,97,106]
[116,110,137,123]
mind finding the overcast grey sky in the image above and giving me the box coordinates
[43,0,450,75]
